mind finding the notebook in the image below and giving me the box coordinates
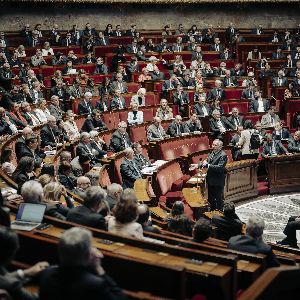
[11,203,46,231]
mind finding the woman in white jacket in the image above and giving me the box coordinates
[237,119,260,160]
[127,103,143,126]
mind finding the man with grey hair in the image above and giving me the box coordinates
[15,126,33,160]
[40,115,62,149]
[191,139,227,211]
[228,216,280,268]
[209,109,235,140]
[147,117,168,142]
[109,121,132,153]
[76,132,101,166]
[21,180,44,203]
[207,79,225,101]
[48,95,64,121]
[78,92,94,115]
[39,227,125,300]
[67,186,107,230]
[120,148,142,189]
[167,115,190,137]
[106,183,123,210]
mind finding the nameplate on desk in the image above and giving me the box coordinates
[151,160,168,167]
[142,166,156,175]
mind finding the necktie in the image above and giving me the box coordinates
[157,127,163,139]
[278,78,282,86]
[176,125,180,135]
[216,45,219,51]
[50,127,58,144]
[132,161,142,176]
[103,38,106,45]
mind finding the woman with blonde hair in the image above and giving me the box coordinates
[43,182,74,220]
[63,110,80,140]
[138,68,151,83]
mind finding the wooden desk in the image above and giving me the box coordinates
[224,159,258,202]
[264,154,300,194]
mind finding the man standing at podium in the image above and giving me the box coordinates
[193,139,227,211]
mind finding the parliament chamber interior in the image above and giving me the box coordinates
[1,0,300,299]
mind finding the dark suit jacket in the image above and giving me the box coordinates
[0,118,13,136]
[206,150,227,187]
[58,174,76,191]
[109,130,131,153]
[262,140,289,156]
[228,234,280,268]
[39,266,124,300]
[95,36,110,46]
[19,145,45,168]
[249,99,270,113]
[272,128,291,140]
[90,141,107,158]
[76,141,97,162]
[212,215,243,241]
[194,103,211,117]
[81,117,107,132]
[15,137,26,160]
[50,87,70,101]
[109,97,126,111]
[167,121,188,137]
[120,158,142,189]
[207,88,225,101]
[242,89,256,100]
[48,104,63,120]
[133,154,151,170]
[172,91,189,109]
[288,138,300,153]
[106,195,117,210]
[210,44,224,52]
[222,76,237,87]
[95,100,109,113]
[179,78,195,88]
[66,205,107,230]
[40,125,59,148]
[184,120,202,132]
[209,117,235,138]
[272,77,288,87]
[78,101,94,115]
[227,115,244,129]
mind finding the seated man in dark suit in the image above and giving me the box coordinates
[137,204,161,234]
[167,115,190,137]
[15,126,33,160]
[228,216,280,268]
[89,131,108,159]
[0,227,49,300]
[78,92,94,115]
[222,70,237,87]
[207,80,225,102]
[120,147,142,189]
[227,107,244,130]
[172,85,190,116]
[194,96,211,118]
[249,90,270,113]
[212,202,243,241]
[184,113,202,133]
[192,218,213,243]
[58,161,76,191]
[272,122,291,141]
[110,89,127,111]
[132,142,151,170]
[229,125,243,161]
[40,115,62,149]
[39,227,125,300]
[109,121,132,153]
[76,132,102,166]
[19,135,45,168]
[81,109,107,132]
[209,110,235,140]
[67,187,107,230]
[262,133,290,156]
[288,131,300,153]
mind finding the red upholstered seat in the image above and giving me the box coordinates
[130,125,148,143]
[227,101,249,114]
[203,52,220,61]
[119,110,128,122]
[143,107,155,122]
[99,166,111,188]
[102,111,120,130]
[224,88,243,100]
[40,66,54,77]
[145,93,158,106]
[123,94,132,107]
[154,82,163,92]
[72,98,81,114]
[75,117,85,132]
[171,179,184,191]
[94,45,118,57]
[127,83,140,93]
[75,64,95,74]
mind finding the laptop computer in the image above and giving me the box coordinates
[11,203,46,231]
